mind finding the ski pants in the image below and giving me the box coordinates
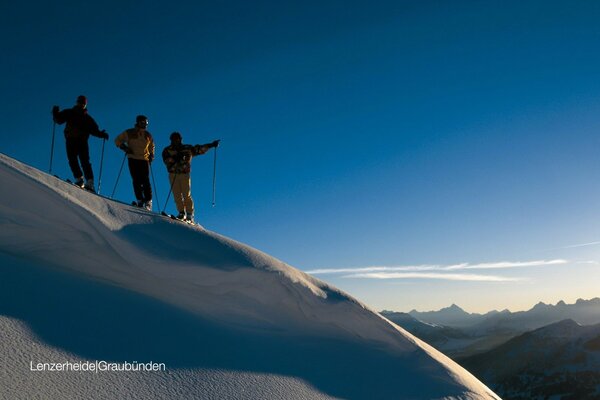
[66,137,93,180]
[127,158,152,202]
[169,173,194,215]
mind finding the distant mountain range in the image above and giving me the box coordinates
[383,298,600,358]
[380,311,513,358]
[405,298,600,332]
[466,298,600,336]
[382,299,600,399]
[403,304,501,328]
[460,319,600,399]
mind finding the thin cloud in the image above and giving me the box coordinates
[445,259,567,270]
[307,259,567,275]
[539,241,600,252]
[560,241,600,249]
[576,260,600,265]
[344,272,523,282]
[307,265,441,274]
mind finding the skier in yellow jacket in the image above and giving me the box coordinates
[114,115,155,210]
[162,132,219,222]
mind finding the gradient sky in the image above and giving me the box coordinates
[2,1,600,313]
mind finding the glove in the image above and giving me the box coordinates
[119,143,132,154]
[100,130,109,140]
[211,139,220,148]
[52,105,59,114]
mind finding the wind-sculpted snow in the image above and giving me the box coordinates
[0,153,499,399]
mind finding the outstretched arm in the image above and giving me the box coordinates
[192,140,220,156]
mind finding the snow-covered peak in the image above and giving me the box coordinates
[0,153,499,399]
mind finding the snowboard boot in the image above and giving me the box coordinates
[74,177,85,188]
[144,200,152,211]
[185,214,194,223]
[176,211,185,220]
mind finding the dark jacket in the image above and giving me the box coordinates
[53,107,102,140]
[162,143,211,174]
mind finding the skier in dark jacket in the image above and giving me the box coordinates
[52,95,108,192]
[162,132,219,222]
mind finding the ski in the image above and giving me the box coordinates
[161,211,195,226]
[52,175,130,208]
[65,178,96,193]
[53,175,197,225]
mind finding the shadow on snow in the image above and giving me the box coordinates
[0,253,454,400]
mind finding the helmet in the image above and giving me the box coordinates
[76,95,87,106]
[170,132,182,141]
[136,115,148,123]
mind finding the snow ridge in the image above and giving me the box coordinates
[0,153,499,399]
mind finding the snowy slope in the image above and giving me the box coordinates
[0,153,499,399]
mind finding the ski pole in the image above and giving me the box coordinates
[111,153,127,199]
[212,146,217,207]
[150,161,161,212]
[97,138,106,194]
[161,172,178,215]
[49,121,56,174]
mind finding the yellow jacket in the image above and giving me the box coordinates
[114,128,155,161]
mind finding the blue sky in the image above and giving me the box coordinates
[2,0,600,313]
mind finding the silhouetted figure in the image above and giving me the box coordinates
[52,95,108,192]
[162,132,219,222]
[114,115,155,210]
